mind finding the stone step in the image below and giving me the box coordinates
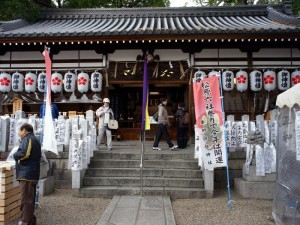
[93,151,196,160]
[89,159,199,169]
[74,186,208,199]
[85,168,202,178]
[83,176,204,188]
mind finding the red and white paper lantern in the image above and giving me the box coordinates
[12,72,24,92]
[222,70,234,91]
[277,69,290,91]
[250,70,262,92]
[194,70,206,82]
[0,72,11,93]
[64,71,76,93]
[51,72,63,93]
[25,72,37,93]
[77,72,89,93]
[37,72,46,92]
[291,69,300,86]
[263,69,276,92]
[208,70,218,77]
[236,70,248,92]
[91,71,103,92]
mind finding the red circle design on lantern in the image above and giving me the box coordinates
[78,77,87,85]
[0,77,11,86]
[264,75,274,84]
[52,77,61,85]
[292,75,300,85]
[25,77,34,86]
[237,75,247,84]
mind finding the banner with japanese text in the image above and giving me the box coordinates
[193,76,227,169]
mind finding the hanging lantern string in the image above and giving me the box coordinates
[191,66,300,70]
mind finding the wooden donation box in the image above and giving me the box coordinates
[0,162,20,225]
[68,111,77,118]
[12,98,23,115]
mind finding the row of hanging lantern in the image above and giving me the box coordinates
[194,69,300,92]
[0,71,103,93]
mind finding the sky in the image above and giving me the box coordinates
[169,0,198,7]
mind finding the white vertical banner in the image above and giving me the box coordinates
[236,122,243,147]
[263,142,272,174]
[270,119,278,147]
[71,139,83,170]
[230,122,237,147]
[242,121,249,147]
[256,144,265,176]
[9,118,16,146]
[296,111,300,161]
[55,119,65,145]
[264,121,270,144]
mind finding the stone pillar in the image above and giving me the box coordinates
[0,116,10,152]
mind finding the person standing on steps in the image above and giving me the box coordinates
[153,97,178,151]
[175,103,189,149]
[96,98,114,151]
[13,123,41,225]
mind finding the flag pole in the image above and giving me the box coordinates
[217,72,233,209]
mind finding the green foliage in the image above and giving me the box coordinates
[292,0,300,15]
[0,0,41,21]
[53,0,170,8]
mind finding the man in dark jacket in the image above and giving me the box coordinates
[13,123,41,225]
[175,103,189,149]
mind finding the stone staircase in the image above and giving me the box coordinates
[75,150,208,199]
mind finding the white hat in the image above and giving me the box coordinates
[103,98,110,103]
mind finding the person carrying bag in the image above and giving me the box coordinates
[96,98,114,151]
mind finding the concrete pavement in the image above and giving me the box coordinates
[96,195,176,225]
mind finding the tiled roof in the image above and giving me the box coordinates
[0,4,299,41]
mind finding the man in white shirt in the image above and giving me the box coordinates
[96,98,114,151]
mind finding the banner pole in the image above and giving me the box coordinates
[217,72,233,209]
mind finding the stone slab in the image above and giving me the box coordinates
[234,178,275,199]
[97,195,176,225]
[38,176,55,197]
[243,165,276,182]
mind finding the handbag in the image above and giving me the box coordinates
[108,119,119,130]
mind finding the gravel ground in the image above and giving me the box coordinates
[8,189,275,225]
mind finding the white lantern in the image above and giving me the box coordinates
[25,72,37,93]
[277,69,290,91]
[222,70,234,91]
[236,70,248,92]
[64,71,76,93]
[194,70,206,82]
[37,72,46,92]
[77,72,89,93]
[250,70,262,92]
[0,72,11,93]
[208,70,218,77]
[263,69,276,92]
[291,69,300,86]
[91,71,102,92]
[51,72,63,93]
[12,72,24,92]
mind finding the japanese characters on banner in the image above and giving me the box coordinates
[12,72,24,92]
[296,111,300,161]
[25,72,37,93]
[8,118,16,146]
[194,126,203,166]
[193,75,226,170]
[71,139,83,170]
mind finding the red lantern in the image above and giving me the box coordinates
[77,72,89,93]
[51,72,63,93]
[0,72,12,93]
[291,69,300,86]
[277,69,290,91]
[236,70,248,92]
[263,69,276,92]
[25,72,37,93]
